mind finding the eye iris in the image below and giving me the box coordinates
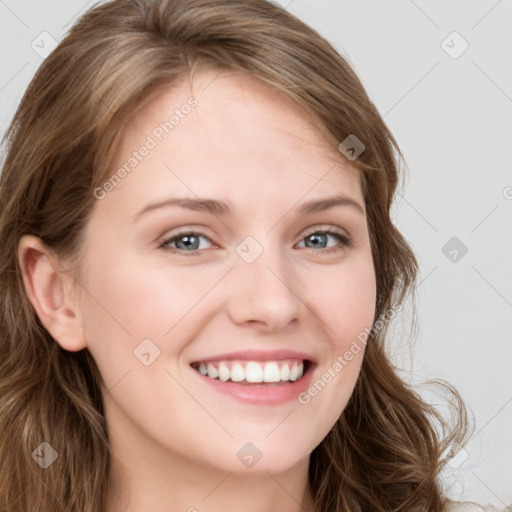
[306,233,327,248]
[176,234,199,250]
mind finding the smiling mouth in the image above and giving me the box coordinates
[190,359,312,385]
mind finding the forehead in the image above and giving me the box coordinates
[99,68,363,214]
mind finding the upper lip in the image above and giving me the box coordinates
[190,349,316,364]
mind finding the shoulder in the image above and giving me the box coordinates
[445,501,486,512]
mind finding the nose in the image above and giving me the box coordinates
[226,246,302,331]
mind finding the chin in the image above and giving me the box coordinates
[209,434,316,475]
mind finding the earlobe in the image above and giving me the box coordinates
[17,234,87,352]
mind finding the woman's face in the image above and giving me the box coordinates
[76,68,376,474]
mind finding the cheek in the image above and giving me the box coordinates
[81,251,209,340]
[77,252,174,379]
[316,256,377,346]
[78,249,227,391]
[296,256,376,420]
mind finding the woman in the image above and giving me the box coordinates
[0,0,485,510]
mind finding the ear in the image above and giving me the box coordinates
[17,234,87,352]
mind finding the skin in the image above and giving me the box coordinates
[18,67,377,512]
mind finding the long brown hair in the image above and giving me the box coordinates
[0,0,470,510]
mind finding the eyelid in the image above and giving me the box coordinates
[301,224,350,240]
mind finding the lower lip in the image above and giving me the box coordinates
[191,364,315,405]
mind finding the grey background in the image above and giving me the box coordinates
[1,0,511,508]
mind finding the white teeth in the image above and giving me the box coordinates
[230,363,245,382]
[245,361,263,383]
[218,363,230,382]
[207,363,218,379]
[195,359,306,384]
[289,362,299,381]
[263,362,281,382]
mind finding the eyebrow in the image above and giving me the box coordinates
[133,194,365,221]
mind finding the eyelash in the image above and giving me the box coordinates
[158,227,353,256]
